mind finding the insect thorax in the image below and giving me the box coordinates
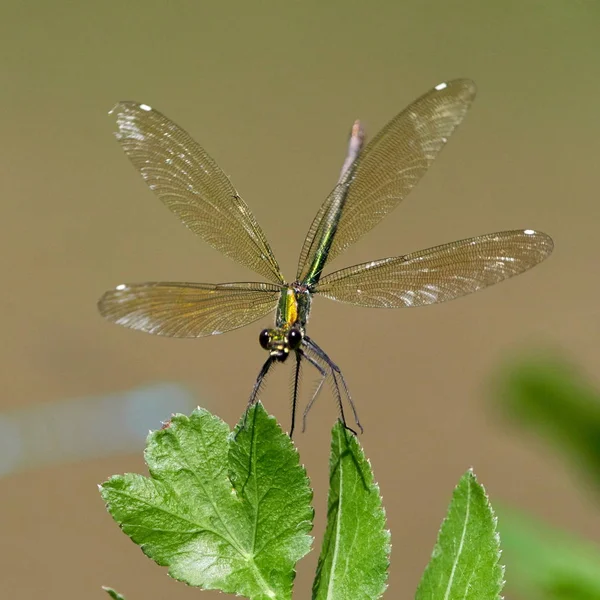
[275,284,311,330]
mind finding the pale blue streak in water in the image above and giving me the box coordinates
[0,383,201,478]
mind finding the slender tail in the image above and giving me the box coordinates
[338,119,365,183]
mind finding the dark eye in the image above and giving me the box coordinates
[287,328,302,349]
[259,329,270,349]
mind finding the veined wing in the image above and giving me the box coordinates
[98,282,282,337]
[297,79,476,284]
[112,102,284,284]
[315,230,553,308]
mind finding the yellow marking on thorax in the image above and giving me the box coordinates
[284,288,298,328]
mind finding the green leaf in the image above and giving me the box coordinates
[102,588,126,600]
[416,470,504,600]
[494,358,600,487]
[312,422,390,600]
[497,506,600,600]
[100,403,313,600]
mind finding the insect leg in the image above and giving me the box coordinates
[239,355,275,434]
[304,336,363,434]
[298,348,327,433]
[289,350,302,438]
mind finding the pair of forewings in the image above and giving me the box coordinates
[98,80,553,338]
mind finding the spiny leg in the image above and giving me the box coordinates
[303,348,356,434]
[304,335,363,434]
[329,368,355,435]
[289,350,302,438]
[327,358,362,434]
[299,348,328,433]
[240,355,275,433]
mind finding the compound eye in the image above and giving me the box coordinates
[259,329,270,349]
[287,328,302,350]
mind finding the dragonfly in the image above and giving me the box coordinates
[98,79,554,437]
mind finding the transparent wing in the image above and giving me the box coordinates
[315,230,553,308]
[98,282,282,337]
[297,79,476,283]
[112,102,284,284]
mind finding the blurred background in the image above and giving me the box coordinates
[1,1,599,598]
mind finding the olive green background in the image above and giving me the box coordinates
[1,1,598,598]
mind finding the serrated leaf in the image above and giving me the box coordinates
[312,422,390,600]
[497,506,600,600]
[100,403,313,600]
[416,470,504,600]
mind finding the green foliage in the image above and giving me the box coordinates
[494,357,600,600]
[312,422,390,600]
[102,588,126,600]
[497,506,600,600]
[496,357,600,485]
[100,403,313,600]
[416,470,504,600]
[100,404,506,600]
